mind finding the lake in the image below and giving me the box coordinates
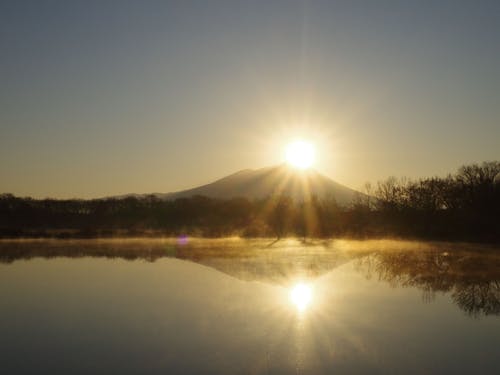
[0,238,499,374]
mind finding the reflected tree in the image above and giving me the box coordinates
[356,248,500,317]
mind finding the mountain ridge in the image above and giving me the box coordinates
[111,164,361,205]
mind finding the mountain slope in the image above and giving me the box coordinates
[158,164,360,205]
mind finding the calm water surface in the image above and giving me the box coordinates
[0,239,499,374]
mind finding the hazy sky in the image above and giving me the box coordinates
[1,1,499,198]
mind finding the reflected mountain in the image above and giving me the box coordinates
[0,238,498,316]
[0,239,364,283]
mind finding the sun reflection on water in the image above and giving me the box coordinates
[289,282,313,312]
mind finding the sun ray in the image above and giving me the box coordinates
[256,168,294,232]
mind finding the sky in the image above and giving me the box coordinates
[1,0,499,198]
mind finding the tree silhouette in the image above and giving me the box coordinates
[0,161,498,241]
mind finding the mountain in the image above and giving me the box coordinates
[152,164,360,205]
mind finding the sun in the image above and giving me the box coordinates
[289,282,313,312]
[285,140,315,169]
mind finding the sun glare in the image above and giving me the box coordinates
[289,282,313,312]
[285,140,315,169]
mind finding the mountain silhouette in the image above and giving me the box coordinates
[114,165,361,205]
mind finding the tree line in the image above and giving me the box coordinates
[0,161,498,241]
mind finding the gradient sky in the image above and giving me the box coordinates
[1,0,499,198]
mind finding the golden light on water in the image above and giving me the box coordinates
[285,140,315,169]
[289,282,313,312]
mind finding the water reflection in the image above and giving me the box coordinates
[289,282,313,312]
[356,249,500,316]
[0,238,498,316]
[1,239,499,374]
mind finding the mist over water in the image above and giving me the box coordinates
[0,239,499,374]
